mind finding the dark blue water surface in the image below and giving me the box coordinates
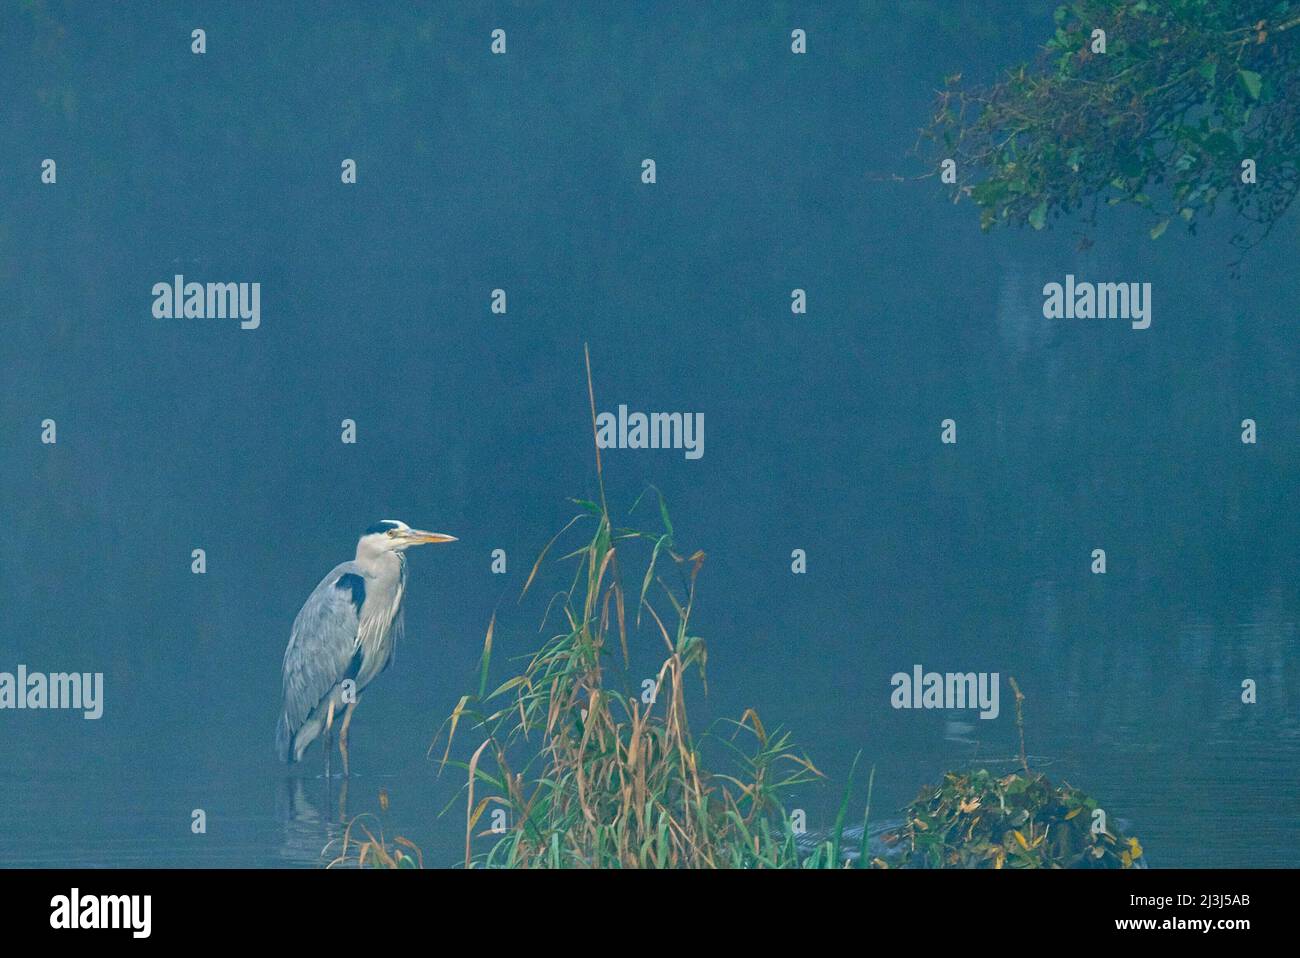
[1,2,1296,867]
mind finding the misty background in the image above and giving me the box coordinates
[1,1,1296,866]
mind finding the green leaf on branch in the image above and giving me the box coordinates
[1238,69,1262,101]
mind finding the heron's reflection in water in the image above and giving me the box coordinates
[276,776,350,866]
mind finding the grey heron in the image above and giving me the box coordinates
[276,520,456,777]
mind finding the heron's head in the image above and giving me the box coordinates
[356,519,457,560]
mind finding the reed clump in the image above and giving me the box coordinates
[432,349,834,868]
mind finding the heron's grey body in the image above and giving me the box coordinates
[276,520,456,772]
[275,554,406,763]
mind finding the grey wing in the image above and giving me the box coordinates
[276,563,365,761]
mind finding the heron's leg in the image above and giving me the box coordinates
[324,700,337,781]
[338,700,358,777]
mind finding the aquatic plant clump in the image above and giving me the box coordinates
[882,768,1145,869]
[437,497,833,868]
[433,351,825,868]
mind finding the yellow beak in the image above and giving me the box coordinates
[402,530,457,545]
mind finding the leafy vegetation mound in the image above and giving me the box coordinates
[883,768,1145,868]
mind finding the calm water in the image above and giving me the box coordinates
[1,2,1296,868]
